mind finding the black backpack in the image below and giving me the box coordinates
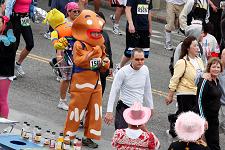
[169,42,203,76]
[187,0,198,25]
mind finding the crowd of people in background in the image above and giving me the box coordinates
[0,0,225,149]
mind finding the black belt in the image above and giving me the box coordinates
[12,12,29,17]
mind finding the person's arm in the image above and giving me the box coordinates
[103,31,113,69]
[208,0,217,12]
[5,0,14,18]
[50,0,57,9]
[148,10,152,36]
[173,43,182,67]
[179,0,195,30]
[210,37,220,57]
[148,1,153,35]
[196,79,209,118]
[144,69,154,110]
[125,6,135,33]
[165,59,186,105]
[205,2,210,24]
[104,70,125,125]
[106,70,125,112]
[168,59,186,91]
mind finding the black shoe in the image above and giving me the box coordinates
[79,121,84,128]
[82,138,98,149]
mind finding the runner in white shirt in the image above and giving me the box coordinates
[104,48,154,129]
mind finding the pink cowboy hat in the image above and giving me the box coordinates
[65,2,79,12]
[123,101,151,126]
[175,111,206,142]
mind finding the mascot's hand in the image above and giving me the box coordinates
[93,45,101,53]
[54,37,68,50]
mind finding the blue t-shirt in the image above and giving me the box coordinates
[126,0,152,30]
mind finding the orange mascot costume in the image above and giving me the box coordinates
[64,10,110,141]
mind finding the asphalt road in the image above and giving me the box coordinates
[5,0,225,149]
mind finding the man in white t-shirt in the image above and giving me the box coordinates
[104,48,154,129]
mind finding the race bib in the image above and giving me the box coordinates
[90,58,100,70]
[137,4,149,14]
[20,16,30,27]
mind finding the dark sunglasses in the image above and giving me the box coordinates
[134,58,144,61]
[70,10,80,13]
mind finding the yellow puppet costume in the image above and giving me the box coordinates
[43,9,75,80]
[64,10,110,140]
[43,8,73,50]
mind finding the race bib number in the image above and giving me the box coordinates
[90,58,100,70]
[20,16,30,26]
[137,4,149,14]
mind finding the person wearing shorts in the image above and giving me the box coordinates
[117,0,152,69]
[164,0,185,51]
[109,0,126,35]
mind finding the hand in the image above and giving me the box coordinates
[104,112,113,125]
[202,73,212,81]
[149,27,152,37]
[103,57,110,63]
[128,23,135,33]
[211,4,218,12]
[93,45,101,52]
[108,68,113,76]
[150,109,154,117]
[138,124,148,132]
[54,37,68,50]
[165,95,173,105]
[204,121,208,130]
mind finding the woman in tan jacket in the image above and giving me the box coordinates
[165,36,205,138]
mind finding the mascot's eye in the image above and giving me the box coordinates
[87,19,93,25]
[99,20,103,26]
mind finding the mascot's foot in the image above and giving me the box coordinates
[82,138,98,149]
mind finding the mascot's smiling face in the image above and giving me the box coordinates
[72,10,105,46]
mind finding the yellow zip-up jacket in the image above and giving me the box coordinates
[169,57,204,95]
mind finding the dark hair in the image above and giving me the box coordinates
[202,22,213,34]
[131,48,144,57]
[96,11,105,22]
[179,36,196,59]
[206,57,223,73]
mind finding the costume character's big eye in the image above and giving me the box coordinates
[87,19,93,25]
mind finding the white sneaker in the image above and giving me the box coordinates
[110,14,115,24]
[57,101,69,111]
[165,44,174,51]
[112,24,122,35]
[113,64,120,77]
[43,31,51,40]
[15,63,25,76]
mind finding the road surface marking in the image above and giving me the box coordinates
[16,51,168,98]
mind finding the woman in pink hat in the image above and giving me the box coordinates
[65,2,80,24]
[112,101,160,150]
[168,111,210,150]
